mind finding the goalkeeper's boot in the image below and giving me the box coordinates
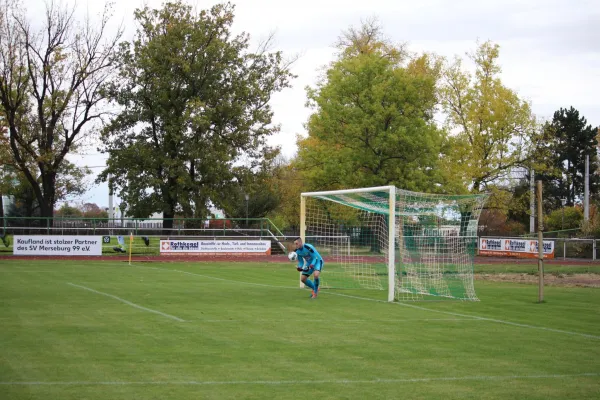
[310,290,317,299]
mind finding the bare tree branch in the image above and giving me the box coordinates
[0,0,123,219]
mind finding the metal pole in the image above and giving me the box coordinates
[584,155,589,221]
[108,173,114,222]
[537,180,544,303]
[245,194,249,226]
[561,198,566,231]
[530,169,535,233]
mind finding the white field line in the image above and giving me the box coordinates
[66,283,185,322]
[329,292,600,340]
[1,372,598,386]
[129,265,600,340]
[11,262,595,340]
[184,318,479,323]
[0,270,58,273]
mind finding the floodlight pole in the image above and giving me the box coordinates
[537,180,544,303]
[584,155,590,221]
[561,197,567,231]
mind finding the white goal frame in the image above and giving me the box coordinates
[301,186,397,302]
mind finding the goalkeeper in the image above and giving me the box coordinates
[293,237,324,299]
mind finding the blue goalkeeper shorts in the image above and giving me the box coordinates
[301,259,324,276]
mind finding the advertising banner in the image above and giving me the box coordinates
[13,235,103,256]
[160,239,271,255]
[479,238,555,259]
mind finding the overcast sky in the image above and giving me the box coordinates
[22,0,600,208]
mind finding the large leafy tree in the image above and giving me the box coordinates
[0,0,122,222]
[266,156,304,230]
[99,1,294,228]
[536,107,599,207]
[1,111,88,220]
[296,21,445,192]
[217,157,285,224]
[1,162,88,219]
[440,41,539,193]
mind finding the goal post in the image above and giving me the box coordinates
[300,186,488,302]
[387,186,396,302]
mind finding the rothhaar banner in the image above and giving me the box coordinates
[13,235,103,256]
[160,240,271,255]
[479,238,555,259]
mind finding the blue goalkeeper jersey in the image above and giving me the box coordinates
[295,243,323,270]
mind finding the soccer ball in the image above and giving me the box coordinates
[288,251,298,262]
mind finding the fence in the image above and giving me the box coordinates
[549,238,597,260]
[1,217,598,260]
[0,216,296,256]
[2,216,283,235]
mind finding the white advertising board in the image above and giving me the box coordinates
[479,238,555,259]
[160,239,271,255]
[13,235,103,256]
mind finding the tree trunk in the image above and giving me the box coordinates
[39,171,57,228]
[163,206,176,236]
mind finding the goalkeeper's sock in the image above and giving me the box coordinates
[314,277,320,293]
[304,279,315,290]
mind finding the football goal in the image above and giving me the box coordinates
[300,186,488,301]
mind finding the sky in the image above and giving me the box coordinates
[22,0,600,209]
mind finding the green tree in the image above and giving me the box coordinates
[297,21,445,192]
[537,107,599,208]
[267,159,304,230]
[220,187,279,225]
[55,202,82,218]
[477,185,526,236]
[544,206,583,232]
[99,1,294,229]
[505,177,533,229]
[440,41,538,193]
[0,1,122,222]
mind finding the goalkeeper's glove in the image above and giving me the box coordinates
[309,264,314,269]
[297,267,304,272]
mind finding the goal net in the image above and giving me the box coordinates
[301,186,488,301]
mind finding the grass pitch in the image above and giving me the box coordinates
[1,259,599,399]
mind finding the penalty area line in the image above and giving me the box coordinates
[66,283,185,322]
[128,264,600,340]
[1,372,598,386]
[327,292,600,340]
